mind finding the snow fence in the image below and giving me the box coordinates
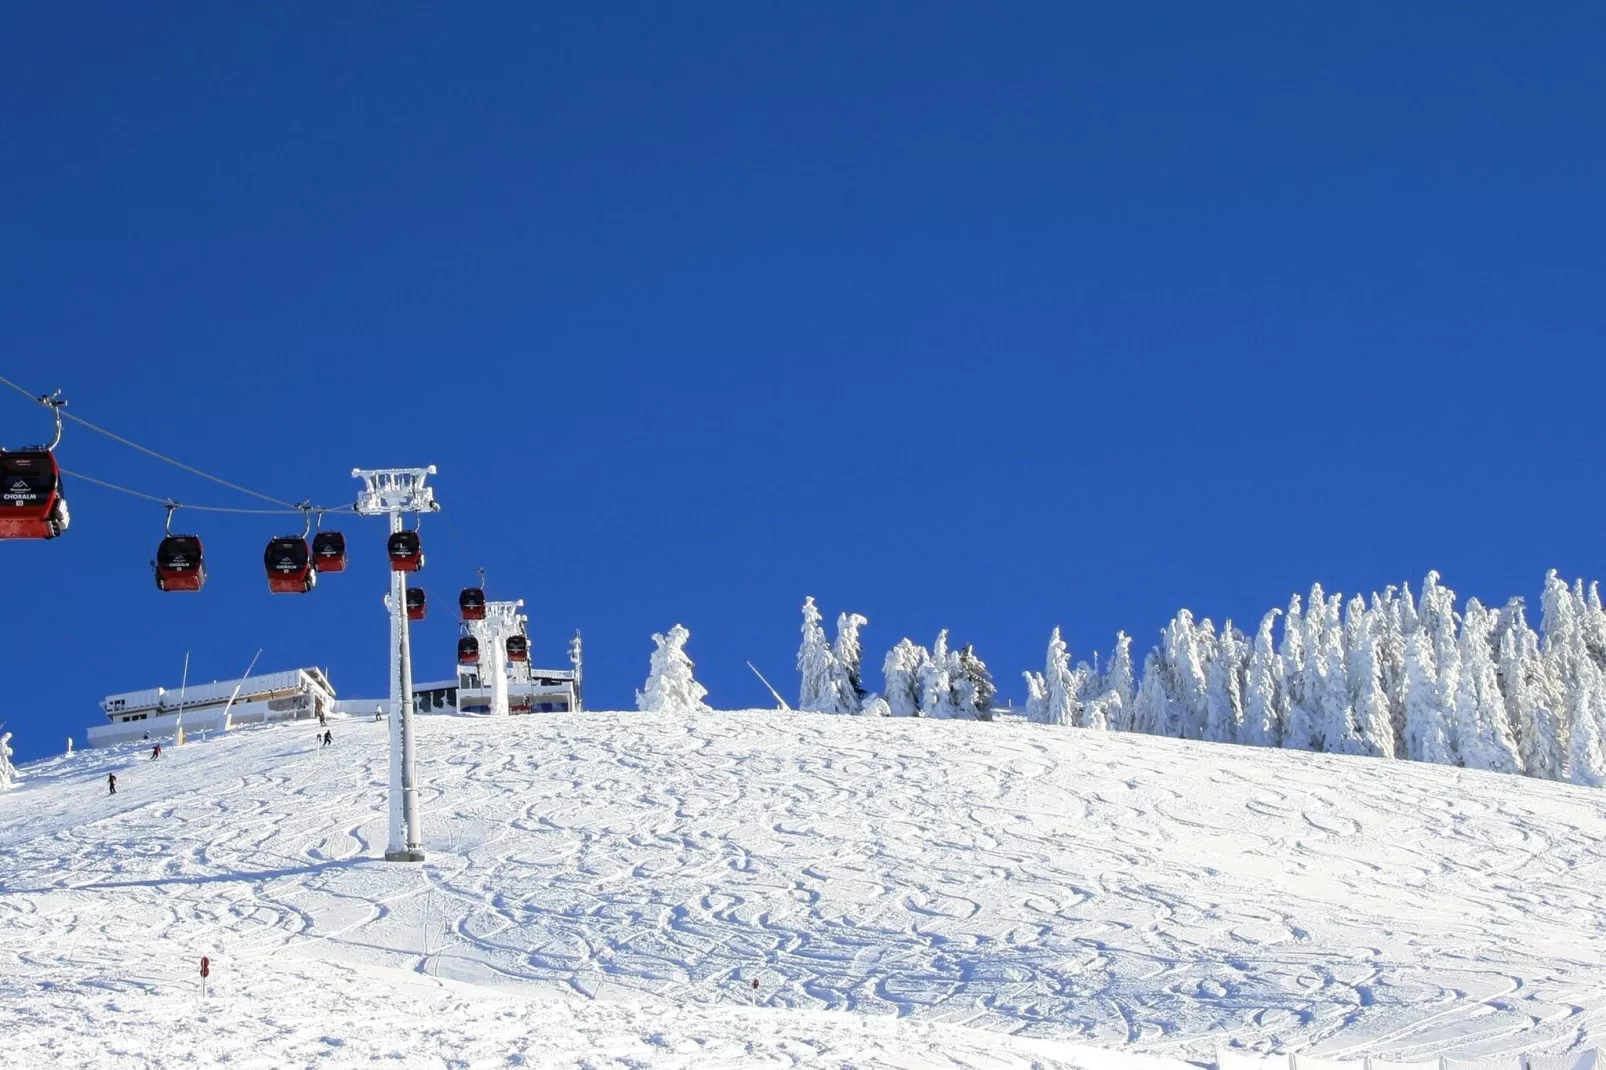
[1217,1048,1597,1070]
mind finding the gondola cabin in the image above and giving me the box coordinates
[405,587,426,621]
[459,587,486,621]
[0,450,70,540]
[264,536,316,594]
[388,530,423,572]
[457,637,480,665]
[311,531,347,573]
[506,635,529,663]
[154,535,206,592]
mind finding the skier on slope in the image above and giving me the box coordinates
[322,729,333,747]
[151,742,161,760]
[107,773,116,795]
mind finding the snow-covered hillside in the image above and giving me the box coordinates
[2,711,1603,1068]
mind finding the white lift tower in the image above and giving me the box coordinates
[353,466,438,863]
[465,599,526,717]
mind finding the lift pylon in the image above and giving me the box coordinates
[353,466,438,863]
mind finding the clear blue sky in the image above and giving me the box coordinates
[3,4,1602,761]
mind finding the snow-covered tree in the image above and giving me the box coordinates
[1568,661,1606,787]
[1130,650,1171,734]
[1022,671,1048,722]
[1241,609,1282,747]
[636,625,709,714]
[832,612,870,712]
[1163,611,1212,740]
[1455,599,1521,774]
[797,597,847,713]
[1043,627,1077,726]
[1402,628,1453,765]
[1417,572,1466,760]
[1204,622,1246,744]
[955,644,995,720]
[1349,603,1395,759]
[1372,589,1408,756]
[1281,594,1321,752]
[882,639,928,717]
[920,630,962,719]
[1311,590,1360,753]
[1497,598,1560,779]
[0,732,16,792]
[1104,633,1135,719]
[860,694,892,718]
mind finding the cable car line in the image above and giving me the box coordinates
[60,468,357,515]
[0,372,306,510]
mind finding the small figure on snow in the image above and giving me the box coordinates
[108,773,117,795]
[322,730,333,747]
[151,743,161,760]
[318,711,327,727]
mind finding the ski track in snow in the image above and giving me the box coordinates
[1,710,1604,1068]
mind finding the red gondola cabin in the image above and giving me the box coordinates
[264,536,316,594]
[506,635,529,663]
[311,531,347,573]
[405,587,426,621]
[459,587,486,621]
[154,535,206,592]
[388,530,423,572]
[0,450,70,540]
[457,637,480,665]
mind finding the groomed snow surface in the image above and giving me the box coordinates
[1,711,1603,1069]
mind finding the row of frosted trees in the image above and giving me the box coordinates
[800,572,1606,787]
[798,598,997,719]
[1034,570,1606,786]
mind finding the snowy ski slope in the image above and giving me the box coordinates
[1,710,1603,1068]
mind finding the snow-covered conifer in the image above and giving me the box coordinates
[1105,633,1135,708]
[833,612,870,713]
[955,644,995,720]
[1310,590,1359,753]
[1043,628,1078,726]
[1497,599,1561,779]
[1455,599,1521,774]
[883,639,928,717]
[1241,609,1282,747]
[1568,661,1606,787]
[1541,570,1581,682]
[1163,611,1211,739]
[1582,582,1606,674]
[0,732,16,791]
[1417,572,1466,760]
[636,625,709,714]
[1131,650,1169,734]
[1349,602,1395,759]
[1280,594,1321,752]
[1372,589,1409,756]
[1022,671,1048,722]
[920,630,962,719]
[797,598,855,713]
[1403,628,1453,765]
[1204,622,1246,744]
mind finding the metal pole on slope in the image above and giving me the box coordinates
[174,650,191,745]
[353,466,436,863]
